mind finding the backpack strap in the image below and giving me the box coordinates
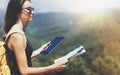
[4,32,27,48]
[0,42,5,56]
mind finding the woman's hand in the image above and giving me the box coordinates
[50,60,69,72]
[31,41,51,58]
[39,41,51,51]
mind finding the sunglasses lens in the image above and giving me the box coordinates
[24,7,34,13]
[28,8,34,11]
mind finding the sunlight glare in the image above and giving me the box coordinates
[67,0,120,13]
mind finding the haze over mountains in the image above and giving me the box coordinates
[0,9,120,75]
[0,10,5,21]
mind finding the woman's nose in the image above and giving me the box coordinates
[31,10,35,15]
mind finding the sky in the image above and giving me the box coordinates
[0,0,120,13]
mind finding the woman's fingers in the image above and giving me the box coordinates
[52,59,69,72]
[41,41,51,50]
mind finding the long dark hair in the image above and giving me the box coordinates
[4,0,26,33]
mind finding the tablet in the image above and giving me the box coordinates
[40,37,64,54]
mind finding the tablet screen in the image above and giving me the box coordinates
[41,37,64,54]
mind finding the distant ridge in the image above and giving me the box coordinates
[0,10,5,22]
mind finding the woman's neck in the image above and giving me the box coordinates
[16,19,27,30]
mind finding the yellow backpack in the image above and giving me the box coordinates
[0,41,10,75]
[0,31,24,75]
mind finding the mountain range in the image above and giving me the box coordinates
[1,9,120,75]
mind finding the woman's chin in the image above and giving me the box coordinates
[29,18,33,21]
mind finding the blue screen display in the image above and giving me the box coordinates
[41,37,64,54]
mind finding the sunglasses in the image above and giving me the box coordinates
[23,7,34,13]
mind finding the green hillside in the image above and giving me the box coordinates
[0,9,120,75]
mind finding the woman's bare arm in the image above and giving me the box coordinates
[9,33,68,75]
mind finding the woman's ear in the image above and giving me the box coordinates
[17,11,24,17]
[17,13,20,18]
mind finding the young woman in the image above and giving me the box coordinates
[4,0,68,75]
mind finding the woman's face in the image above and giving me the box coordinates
[20,0,34,22]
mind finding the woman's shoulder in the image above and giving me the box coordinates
[6,30,25,40]
[10,32,24,39]
[10,27,24,34]
[7,31,27,48]
[7,24,25,37]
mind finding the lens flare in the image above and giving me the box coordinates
[66,0,120,13]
